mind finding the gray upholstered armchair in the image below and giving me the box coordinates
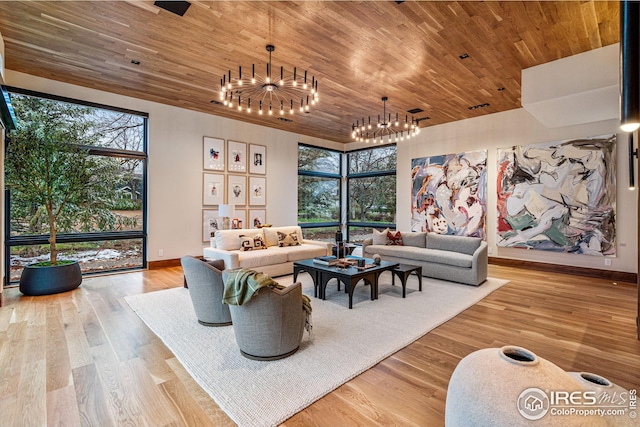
[226,281,306,361]
[180,256,232,327]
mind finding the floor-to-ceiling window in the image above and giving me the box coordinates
[4,88,148,283]
[347,145,396,243]
[297,144,341,241]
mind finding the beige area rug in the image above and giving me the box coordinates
[125,273,508,427]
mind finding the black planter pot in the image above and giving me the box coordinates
[19,261,83,296]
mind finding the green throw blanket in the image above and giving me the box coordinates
[223,268,312,336]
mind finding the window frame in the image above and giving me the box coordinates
[297,143,343,234]
[346,144,397,241]
[4,87,148,283]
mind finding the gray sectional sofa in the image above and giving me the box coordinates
[362,231,488,286]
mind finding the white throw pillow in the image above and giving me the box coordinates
[372,228,390,245]
[264,226,303,247]
[215,228,264,251]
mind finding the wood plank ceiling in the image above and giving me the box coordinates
[0,1,620,143]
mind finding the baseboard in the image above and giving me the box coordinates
[150,255,636,282]
[489,257,637,283]
[148,258,182,269]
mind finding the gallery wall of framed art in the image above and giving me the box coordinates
[201,136,267,238]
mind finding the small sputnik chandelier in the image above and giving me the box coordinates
[351,97,420,143]
[220,45,319,116]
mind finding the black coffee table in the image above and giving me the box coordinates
[293,258,399,309]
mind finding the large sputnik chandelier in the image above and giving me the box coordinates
[351,97,420,143]
[220,45,319,116]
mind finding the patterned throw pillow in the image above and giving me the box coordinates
[239,234,267,251]
[386,230,404,246]
[277,231,301,247]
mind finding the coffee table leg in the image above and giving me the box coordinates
[402,272,407,298]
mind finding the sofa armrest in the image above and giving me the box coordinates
[302,239,334,256]
[471,241,489,284]
[203,247,240,269]
[362,237,373,255]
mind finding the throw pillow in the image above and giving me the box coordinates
[386,230,404,246]
[372,228,390,245]
[277,231,301,247]
[239,234,267,251]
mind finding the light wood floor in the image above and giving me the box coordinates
[0,265,638,426]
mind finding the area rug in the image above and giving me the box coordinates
[125,273,508,427]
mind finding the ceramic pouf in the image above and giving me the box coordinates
[568,372,635,427]
[445,346,607,427]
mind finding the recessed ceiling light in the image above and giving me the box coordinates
[459,53,469,59]
[131,59,141,65]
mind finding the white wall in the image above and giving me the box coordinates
[348,108,637,274]
[5,70,341,263]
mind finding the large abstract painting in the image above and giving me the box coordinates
[496,134,616,256]
[411,150,487,239]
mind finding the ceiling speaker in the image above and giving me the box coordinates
[154,1,191,16]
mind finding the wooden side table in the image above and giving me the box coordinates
[391,264,423,298]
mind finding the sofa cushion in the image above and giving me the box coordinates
[401,232,427,248]
[372,228,389,245]
[364,244,426,261]
[277,231,301,247]
[236,248,288,269]
[215,228,264,251]
[386,230,404,245]
[264,226,303,247]
[280,243,328,262]
[239,233,267,251]
[424,249,473,268]
[426,232,482,255]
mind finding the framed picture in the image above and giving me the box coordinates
[203,173,224,205]
[227,174,247,206]
[249,176,266,206]
[249,144,267,175]
[232,209,247,230]
[203,137,225,171]
[202,209,219,242]
[228,140,247,173]
[249,209,266,228]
